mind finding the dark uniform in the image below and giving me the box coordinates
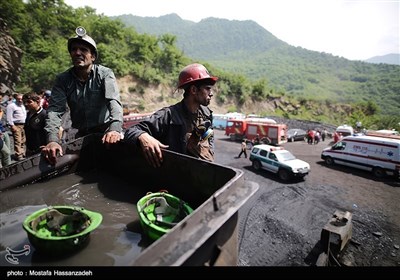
[124,100,214,161]
[45,64,123,143]
[24,107,47,155]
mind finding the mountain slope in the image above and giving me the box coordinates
[113,14,400,115]
[115,13,288,59]
[365,53,400,65]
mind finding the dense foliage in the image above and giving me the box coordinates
[1,0,399,131]
[0,0,189,91]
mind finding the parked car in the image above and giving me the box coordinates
[287,128,307,142]
[249,144,310,181]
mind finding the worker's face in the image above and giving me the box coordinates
[23,98,40,113]
[69,42,95,68]
[194,85,214,106]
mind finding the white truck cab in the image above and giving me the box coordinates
[249,144,310,181]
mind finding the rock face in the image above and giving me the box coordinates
[0,18,22,95]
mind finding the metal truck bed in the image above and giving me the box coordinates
[0,134,258,266]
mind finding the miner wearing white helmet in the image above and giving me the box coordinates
[124,63,218,168]
[42,27,123,164]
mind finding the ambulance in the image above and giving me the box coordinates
[321,135,400,178]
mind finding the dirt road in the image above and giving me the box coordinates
[213,130,400,266]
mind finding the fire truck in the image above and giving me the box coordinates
[225,119,287,146]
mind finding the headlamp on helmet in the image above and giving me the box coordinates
[67,26,98,57]
[75,26,86,37]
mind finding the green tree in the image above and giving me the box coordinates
[251,78,268,101]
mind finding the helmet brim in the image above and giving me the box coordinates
[178,76,218,89]
[67,38,97,57]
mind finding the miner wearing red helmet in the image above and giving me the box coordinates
[125,63,218,168]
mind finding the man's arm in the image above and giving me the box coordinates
[6,103,15,126]
[42,75,67,165]
[124,109,170,167]
[45,76,67,144]
[107,99,123,133]
[104,69,123,133]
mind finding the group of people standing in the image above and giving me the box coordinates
[306,129,327,145]
[0,90,51,167]
[1,26,218,169]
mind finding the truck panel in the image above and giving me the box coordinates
[0,134,258,266]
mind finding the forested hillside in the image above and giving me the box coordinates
[115,13,400,116]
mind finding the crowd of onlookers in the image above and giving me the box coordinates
[305,128,347,145]
[306,129,328,145]
[0,90,51,168]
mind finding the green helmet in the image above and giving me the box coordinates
[22,206,103,255]
[67,26,97,57]
[137,192,194,240]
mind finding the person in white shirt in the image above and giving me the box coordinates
[6,93,27,161]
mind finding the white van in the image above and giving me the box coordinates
[336,125,354,137]
[321,135,400,178]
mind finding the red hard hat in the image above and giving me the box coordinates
[177,63,218,89]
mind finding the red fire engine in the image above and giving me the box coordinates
[225,119,287,145]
